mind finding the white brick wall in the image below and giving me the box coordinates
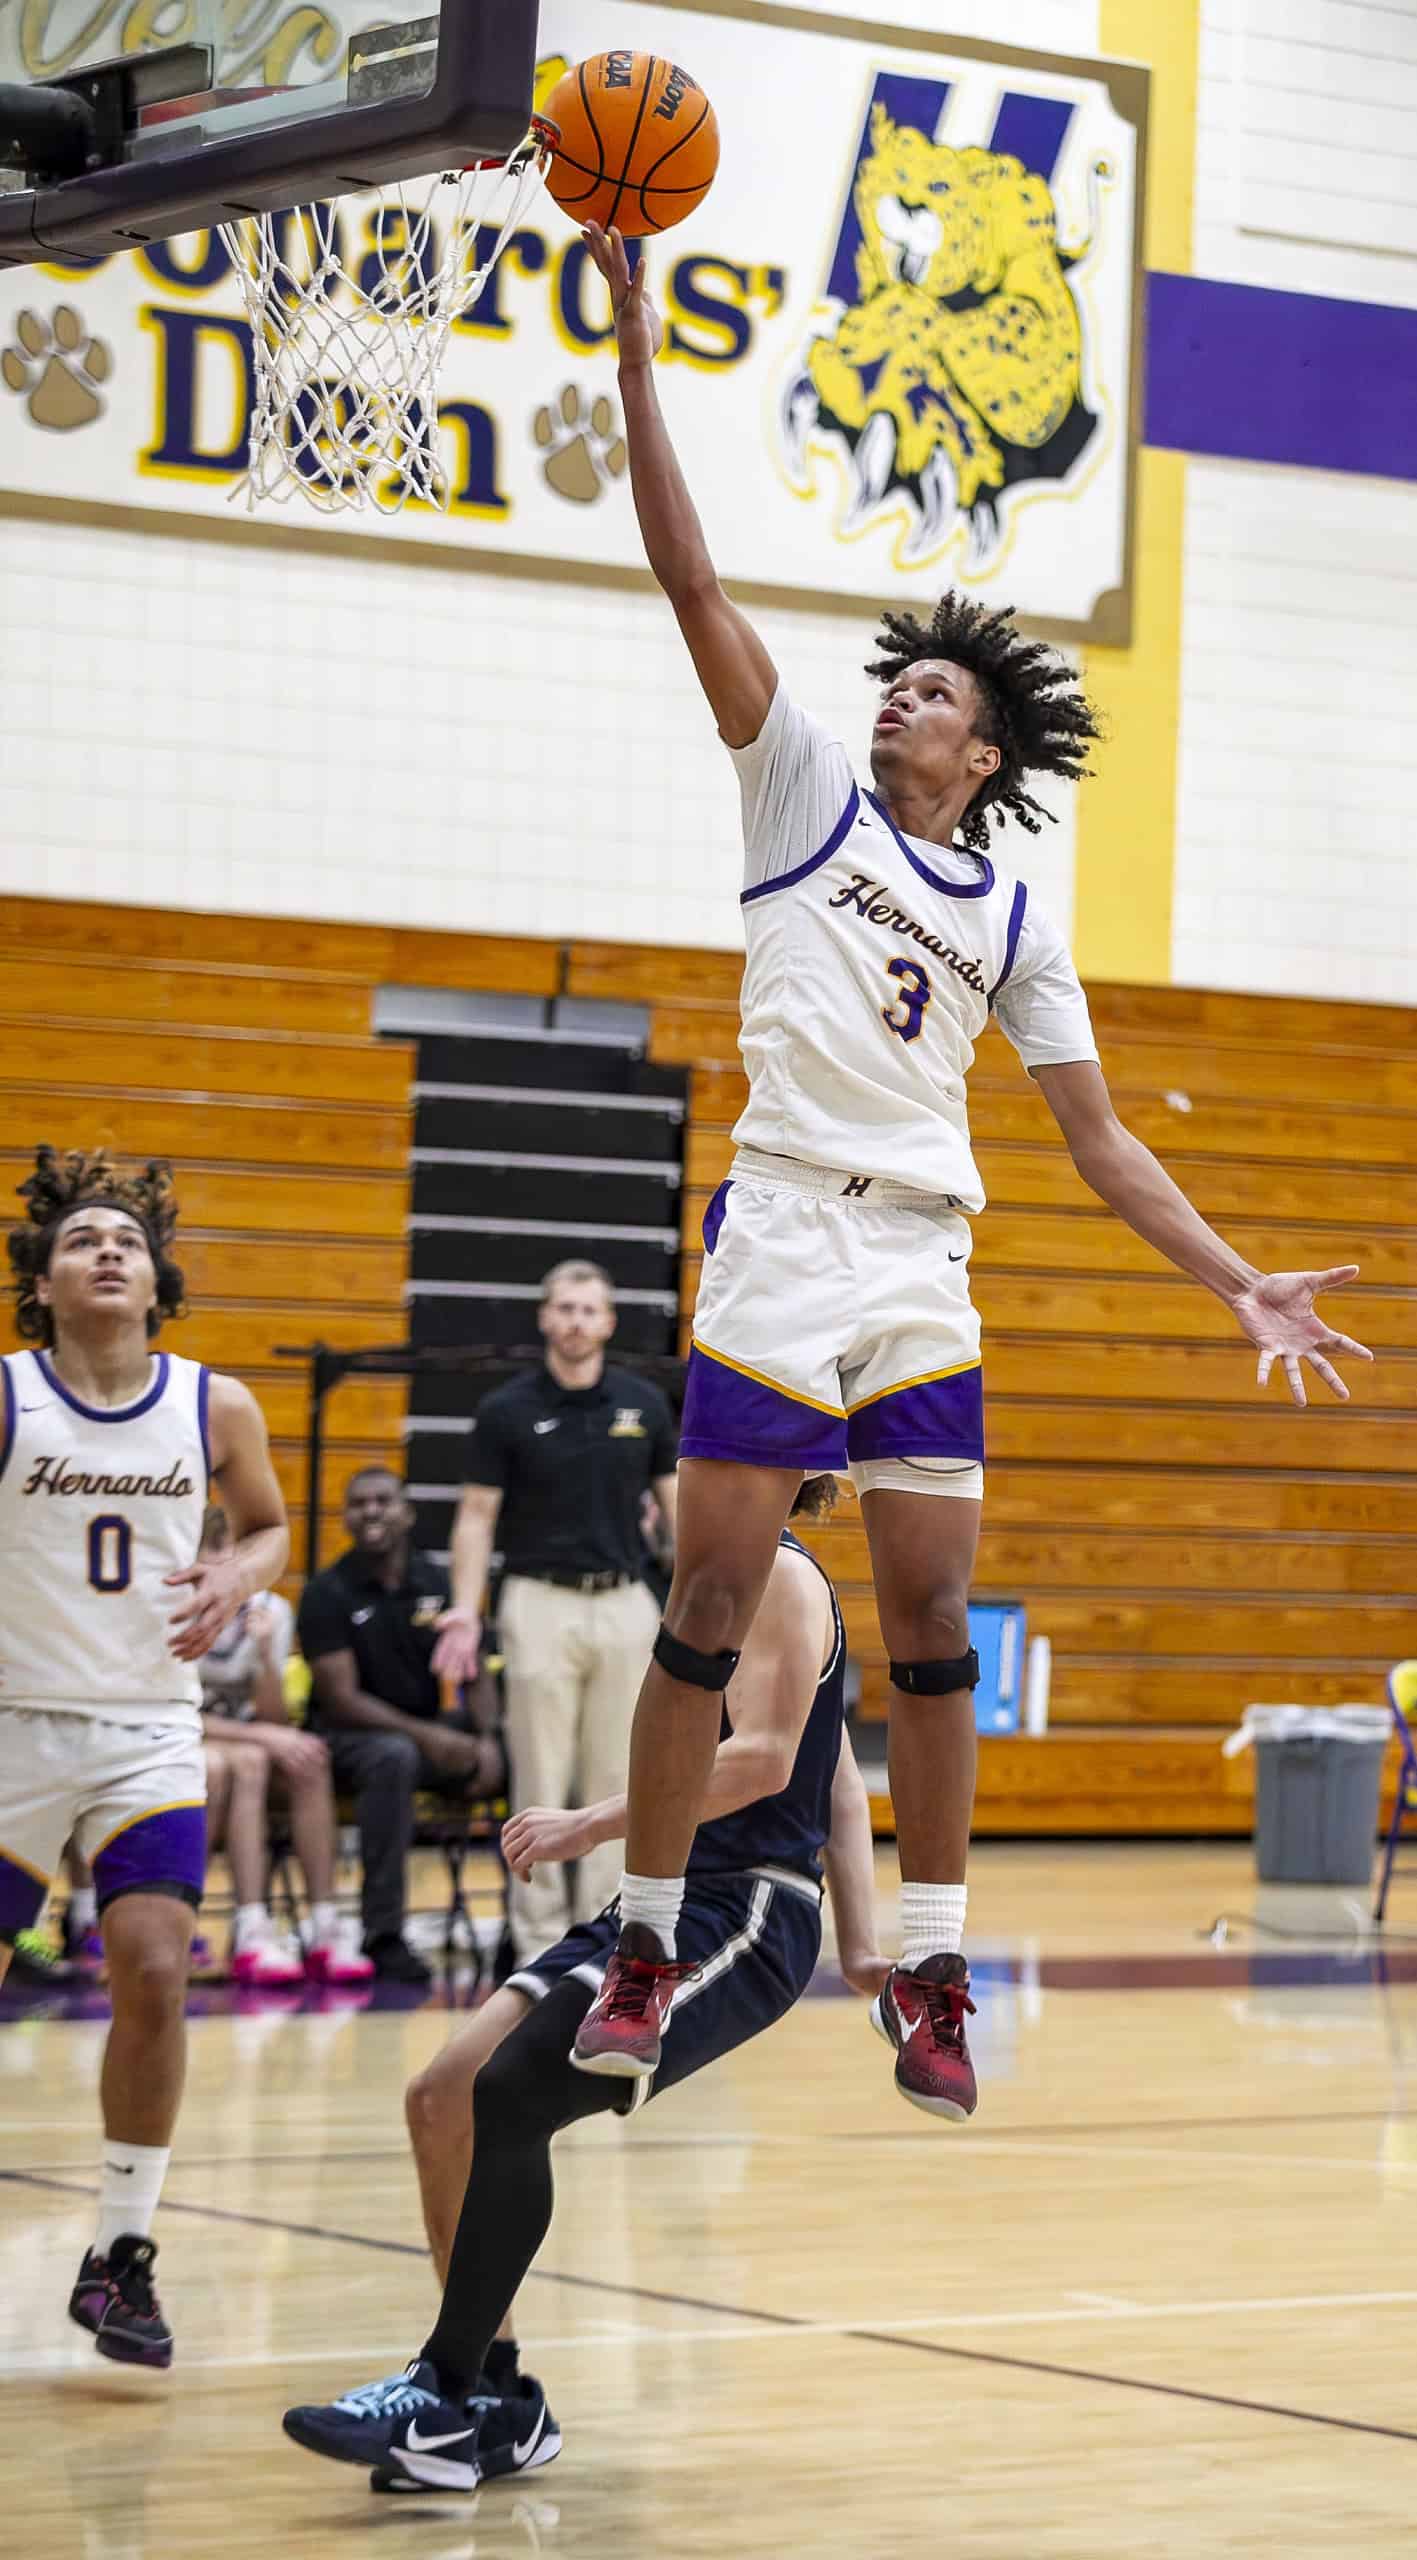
[1172,456,1417,1002]
[0,511,1080,953]
[1196,0,1417,306]
[808,0,1098,41]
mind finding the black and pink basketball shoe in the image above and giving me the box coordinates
[871,1954,978,2120]
[69,2235,174,2367]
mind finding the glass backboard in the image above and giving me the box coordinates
[0,1,538,265]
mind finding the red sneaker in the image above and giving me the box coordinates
[871,1954,978,2121]
[571,1938,700,2081]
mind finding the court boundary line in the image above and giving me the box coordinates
[4,2100,1413,2178]
[7,2167,1417,2445]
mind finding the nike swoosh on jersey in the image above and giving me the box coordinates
[351,1607,375,1626]
[404,2419,480,2455]
[532,1419,559,1435]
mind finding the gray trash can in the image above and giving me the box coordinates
[1225,1706,1390,1886]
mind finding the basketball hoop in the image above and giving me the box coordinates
[219,114,558,516]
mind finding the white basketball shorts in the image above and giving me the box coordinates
[0,1709,207,1940]
[680,1153,984,1486]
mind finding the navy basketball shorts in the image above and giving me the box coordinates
[506,1863,823,2112]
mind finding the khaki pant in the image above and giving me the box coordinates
[499,1574,661,1961]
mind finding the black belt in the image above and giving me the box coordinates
[515,1568,636,1595]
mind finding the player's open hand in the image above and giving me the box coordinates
[1231,1266,1374,1406]
[839,1950,893,2001]
[581,221,663,363]
[502,1804,595,1880]
[165,1553,247,1659]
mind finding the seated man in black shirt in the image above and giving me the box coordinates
[297,1468,502,1985]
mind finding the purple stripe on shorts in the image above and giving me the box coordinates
[701,1180,733,1257]
[92,1802,207,1911]
[681,1346,848,1474]
[0,1850,48,1938]
[847,1367,985,1465]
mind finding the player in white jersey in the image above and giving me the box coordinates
[484,228,1372,2120]
[0,1147,288,2366]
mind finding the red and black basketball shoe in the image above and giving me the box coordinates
[69,2234,174,2367]
[571,1931,700,2081]
[871,1954,977,2121]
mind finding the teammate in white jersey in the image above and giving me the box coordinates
[503,229,1371,2119]
[0,1147,288,2366]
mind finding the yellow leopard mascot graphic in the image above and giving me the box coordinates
[783,107,1105,566]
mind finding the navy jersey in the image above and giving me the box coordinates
[687,1531,845,1887]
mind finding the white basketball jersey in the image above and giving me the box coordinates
[730,688,1098,1208]
[0,1347,208,1719]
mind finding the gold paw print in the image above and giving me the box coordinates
[534,384,627,506]
[2,305,111,431]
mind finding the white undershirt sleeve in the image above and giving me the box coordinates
[727,683,860,893]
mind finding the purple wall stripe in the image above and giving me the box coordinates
[1145,270,1417,484]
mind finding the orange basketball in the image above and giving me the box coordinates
[542,50,720,239]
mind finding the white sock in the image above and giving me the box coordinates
[69,1886,97,1931]
[900,1883,967,1970]
[234,1903,269,1952]
[95,2141,171,2256]
[309,1902,337,1945]
[617,1873,685,1960]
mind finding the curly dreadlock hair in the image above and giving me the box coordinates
[866,592,1103,854]
[8,1147,186,1346]
[790,1472,839,1523]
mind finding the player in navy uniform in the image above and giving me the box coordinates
[0,1149,289,2366]
[568,224,1373,2116]
[283,1476,886,2492]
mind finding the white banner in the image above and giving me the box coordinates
[0,4,1147,638]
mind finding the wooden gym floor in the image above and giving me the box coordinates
[3,1842,1416,2558]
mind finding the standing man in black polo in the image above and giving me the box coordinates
[299,1467,502,1984]
[433,1262,678,1962]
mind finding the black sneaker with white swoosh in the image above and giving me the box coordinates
[283,2359,561,2494]
[371,2372,562,2494]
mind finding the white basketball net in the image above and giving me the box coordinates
[219,120,555,515]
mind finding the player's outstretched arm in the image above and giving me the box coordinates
[1034,1060,1374,1407]
[823,1733,890,2000]
[167,1374,290,1659]
[582,221,778,747]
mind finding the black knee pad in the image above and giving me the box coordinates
[889,1648,980,1698]
[654,1623,741,1693]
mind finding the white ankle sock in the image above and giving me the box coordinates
[617,1873,685,1959]
[308,1902,338,1945]
[95,2141,171,2256]
[900,1883,967,1970]
[69,1885,97,1931]
[234,1903,269,1952]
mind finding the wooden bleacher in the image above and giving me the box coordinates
[2,897,1411,1834]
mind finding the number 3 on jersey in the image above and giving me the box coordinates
[882,956,932,1044]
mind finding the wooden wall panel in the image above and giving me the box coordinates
[6,894,1410,1839]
